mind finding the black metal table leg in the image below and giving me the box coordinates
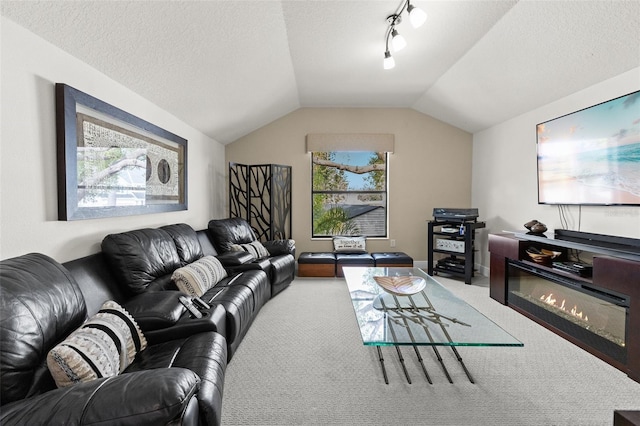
[415,291,476,384]
[376,346,389,384]
[392,295,432,384]
[449,343,475,383]
[380,298,411,384]
[408,295,454,383]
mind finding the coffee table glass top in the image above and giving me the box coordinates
[343,267,523,347]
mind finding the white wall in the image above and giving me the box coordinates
[472,67,640,272]
[0,17,227,262]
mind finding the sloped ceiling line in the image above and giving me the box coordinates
[2,0,638,144]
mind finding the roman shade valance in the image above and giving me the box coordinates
[306,133,394,153]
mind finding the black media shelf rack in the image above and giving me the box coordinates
[428,219,486,284]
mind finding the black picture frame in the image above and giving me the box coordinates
[55,83,188,220]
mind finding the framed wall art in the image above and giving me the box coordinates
[55,83,187,220]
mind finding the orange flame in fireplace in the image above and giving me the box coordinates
[540,293,589,322]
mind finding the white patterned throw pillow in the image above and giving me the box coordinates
[172,255,228,297]
[96,300,147,366]
[333,236,367,253]
[47,301,147,388]
[229,241,270,259]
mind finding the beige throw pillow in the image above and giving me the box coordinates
[172,255,228,297]
[229,241,270,259]
[47,301,147,388]
[333,236,367,253]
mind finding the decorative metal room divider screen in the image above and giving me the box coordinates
[229,163,292,241]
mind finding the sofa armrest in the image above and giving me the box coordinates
[264,239,296,257]
[145,303,226,344]
[123,290,226,344]
[216,251,255,266]
[224,258,272,276]
[124,291,185,331]
[0,368,200,426]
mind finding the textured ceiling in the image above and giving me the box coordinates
[2,0,639,144]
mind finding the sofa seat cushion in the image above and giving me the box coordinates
[172,256,227,297]
[126,332,227,426]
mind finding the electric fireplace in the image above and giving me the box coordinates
[488,231,640,382]
[508,261,628,364]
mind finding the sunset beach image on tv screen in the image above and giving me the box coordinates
[537,91,640,206]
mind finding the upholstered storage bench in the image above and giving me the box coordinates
[297,252,336,277]
[372,252,413,267]
[335,253,374,277]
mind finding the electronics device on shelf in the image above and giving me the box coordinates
[436,256,465,272]
[436,238,465,253]
[552,261,593,277]
[433,208,479,221]
[537,89,640,206]
[179,295,203,318]
[441,226,459,233]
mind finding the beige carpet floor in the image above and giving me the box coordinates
[221,274,640,425]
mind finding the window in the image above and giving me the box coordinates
[311,151,388,237]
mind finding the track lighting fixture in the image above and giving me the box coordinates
[382,0,427,70]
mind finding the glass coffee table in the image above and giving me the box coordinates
[343,267,523,384]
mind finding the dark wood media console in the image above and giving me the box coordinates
[488,230,640,382]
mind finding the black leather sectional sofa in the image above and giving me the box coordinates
[0,219,295,426]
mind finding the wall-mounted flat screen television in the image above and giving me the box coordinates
[537,90,640,206]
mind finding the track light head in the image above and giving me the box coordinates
[407,3,427,28]
[391,29,406,52]
[383,51,395,70]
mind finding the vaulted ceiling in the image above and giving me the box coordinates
[2,1,639,144]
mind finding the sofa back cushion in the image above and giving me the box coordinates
[207,218,258,253]
[102,228,181,294]
[0,253,87,403]
[64,252,129,316]
[161,223,204,265]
